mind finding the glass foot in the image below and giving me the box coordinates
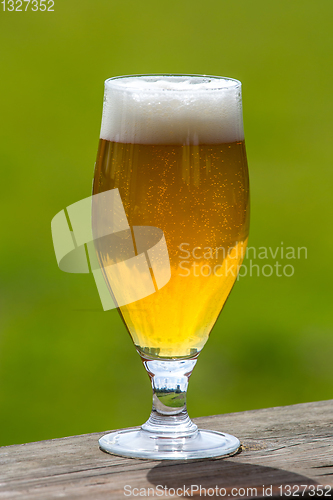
[99,428,241,460]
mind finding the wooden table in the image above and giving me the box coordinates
[0,400,332,499]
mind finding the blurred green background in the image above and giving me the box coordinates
[0,0,332,447]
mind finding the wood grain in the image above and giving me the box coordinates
[0,400,332,499]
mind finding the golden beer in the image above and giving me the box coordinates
[96,75,249,459]
[93,76,249,358]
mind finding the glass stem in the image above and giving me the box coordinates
[140,356,199,437]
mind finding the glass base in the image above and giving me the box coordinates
[99,428,241,460]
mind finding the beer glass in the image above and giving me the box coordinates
[94,74,249,459]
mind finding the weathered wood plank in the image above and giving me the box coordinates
[0,400,332,499]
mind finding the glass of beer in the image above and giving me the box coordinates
[93,74,249,459]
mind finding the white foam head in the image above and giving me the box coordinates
[100,75,244,145]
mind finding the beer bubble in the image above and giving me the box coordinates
[100,75,244,145]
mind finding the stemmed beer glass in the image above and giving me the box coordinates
[93,74,249,459]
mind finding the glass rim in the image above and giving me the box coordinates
[104,74,242,92]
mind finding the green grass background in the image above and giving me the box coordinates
[0,0,332,446]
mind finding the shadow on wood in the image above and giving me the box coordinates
[147,459,319,498]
